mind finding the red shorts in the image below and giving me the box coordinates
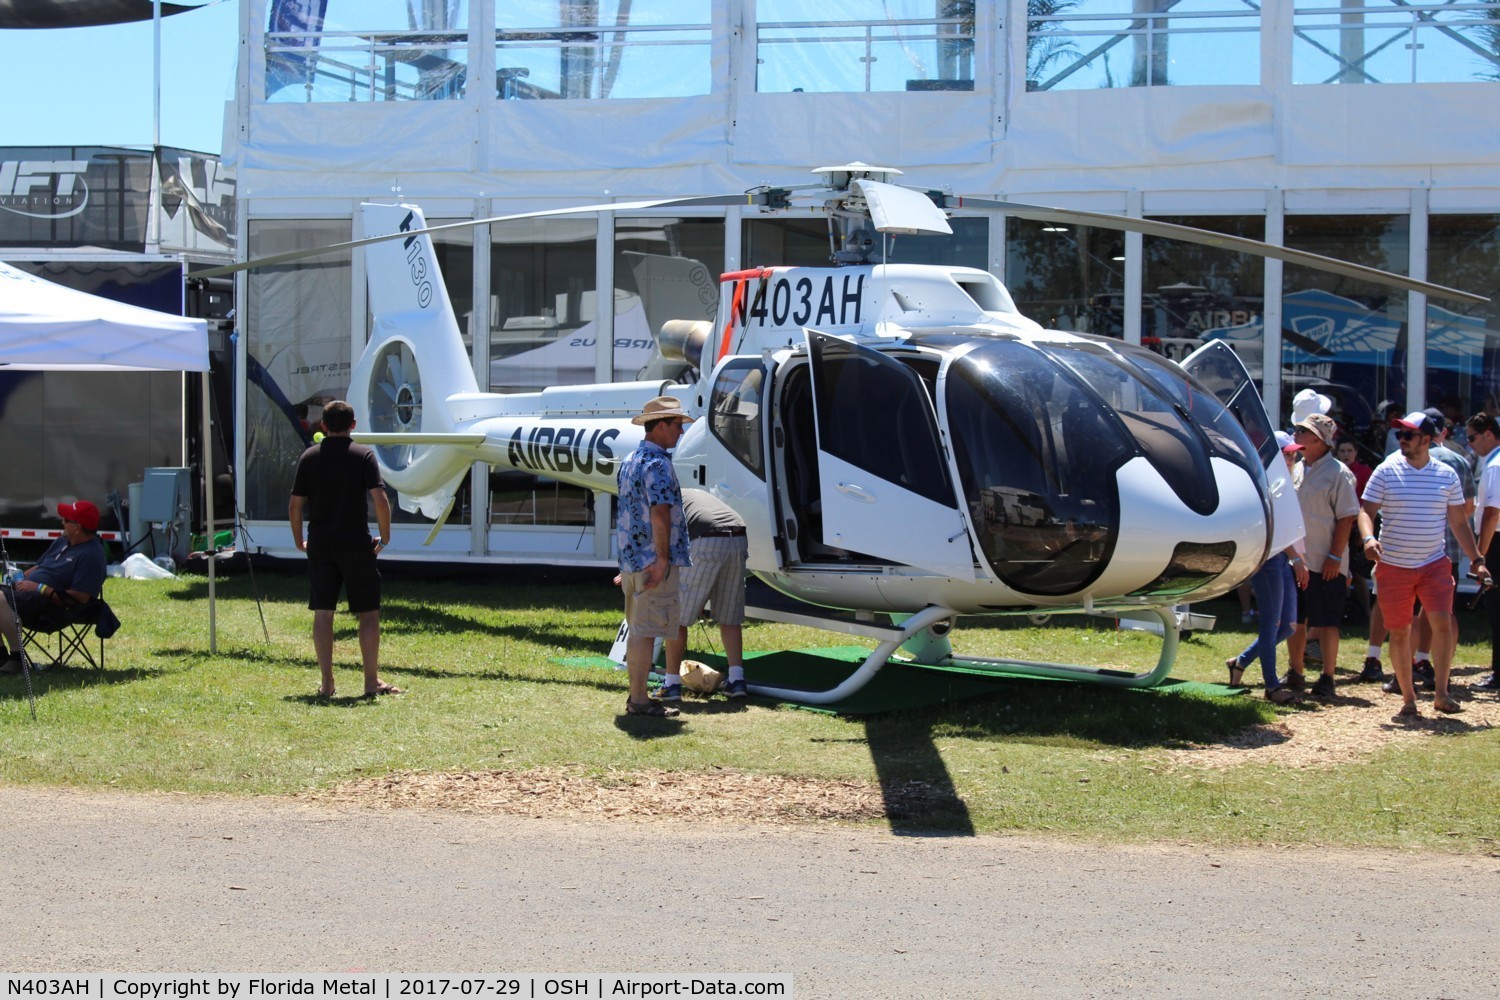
[1374,557,1454,631]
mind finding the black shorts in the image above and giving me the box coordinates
[307,543,381,613]
[3,586,65,630]
[1296,573,1348,629]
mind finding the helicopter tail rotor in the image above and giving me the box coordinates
[348,203,481,517]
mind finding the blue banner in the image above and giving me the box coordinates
[265,0,329,98]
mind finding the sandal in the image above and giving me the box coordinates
[1265,686,1297,705]
[1226,656,1247,688]
[625,698,679,718]
[1395,702,1422,719]
[364,681,404,697]
[1434,697,1464,715]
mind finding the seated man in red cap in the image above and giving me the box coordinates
[0,500,109,671]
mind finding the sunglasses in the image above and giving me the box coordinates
[1394,430,1420,441]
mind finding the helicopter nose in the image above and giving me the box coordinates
[1099,456,1268,602]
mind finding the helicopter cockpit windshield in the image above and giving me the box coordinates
[942,336,1266,597]
[943,340,1130,596]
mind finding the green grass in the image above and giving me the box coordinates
[2,566,1497,852]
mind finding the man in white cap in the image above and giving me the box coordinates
[615,396,694,717]
[1357,410,1491,717]
[1284,412,1359,697]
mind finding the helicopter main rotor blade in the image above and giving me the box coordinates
[946,197,1488,306]
[193,193,765,279]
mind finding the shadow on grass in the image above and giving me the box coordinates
[612,713,686,740]
[0,661,168,701]
[283,691,385,708]
[154,645,630,694]
[863,713,975,837]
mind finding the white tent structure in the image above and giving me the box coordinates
[0,262,226,651]
[0,263,209,370]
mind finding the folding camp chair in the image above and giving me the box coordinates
[21,592,120,670]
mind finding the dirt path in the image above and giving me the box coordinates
[3,784,1497,999]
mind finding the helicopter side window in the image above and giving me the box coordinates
[945,342,1130,595]
[1123,345,1268,487]
[709,359,767,478]
[810,335,954,507]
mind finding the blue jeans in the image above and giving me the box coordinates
[1235,557,1297,688]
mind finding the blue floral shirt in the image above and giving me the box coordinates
[616,440,691,573]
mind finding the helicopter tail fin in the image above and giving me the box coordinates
[349,203,481,514]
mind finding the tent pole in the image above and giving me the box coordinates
[204,370,216,654]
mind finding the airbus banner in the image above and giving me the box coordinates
[0,146,235,254]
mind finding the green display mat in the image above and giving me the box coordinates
[550,646,1243,715]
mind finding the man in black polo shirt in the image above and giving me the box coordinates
[289,400,398,699]
[0,500,108,672]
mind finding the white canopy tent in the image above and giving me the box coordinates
[0,262,226,651]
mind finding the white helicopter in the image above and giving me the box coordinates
[204,165,1485,704]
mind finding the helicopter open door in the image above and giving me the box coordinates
[801,332,976,580]
[1180,340,1304,555]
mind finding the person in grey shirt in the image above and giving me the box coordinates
[657,489,751,701]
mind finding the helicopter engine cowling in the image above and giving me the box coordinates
[657,319,712,372]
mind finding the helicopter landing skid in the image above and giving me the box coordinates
[743,601,1178,706]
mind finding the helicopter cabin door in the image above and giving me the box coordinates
[1180,339,1305,557]
[800,332,975,579]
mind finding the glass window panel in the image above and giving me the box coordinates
[1292,2,1500,84]
[1005,219,1126,336]
[244,219,352,521]
[1027,0,1262,90]
[496,0,713,99]
[1142,215,1265,370]
[487,218,598,527]
[265,0,470,103]
[1425,215,1500,432]
[756,0,975,93]
[613,217,724,380]
[1281,214,1409,444]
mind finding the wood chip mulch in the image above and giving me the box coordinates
[1164,686,1500,770]
[312,767,951,824]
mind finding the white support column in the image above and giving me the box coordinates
[1123,190,1143,346]
[1408,186,1429,413]
[1263,190,1285,423]
[596,211,615,383]
[470,216,492,557]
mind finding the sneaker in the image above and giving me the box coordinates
[1413,660,1436,690]
[1382,677,1404,695]
[1471,673,1500,692]
[1357,657,1385,683]
[1240,609,1257,625]
[1310,673,1337,698]
[1280,670,1307,692]
[656,681,683,702]
[724,679,749,699]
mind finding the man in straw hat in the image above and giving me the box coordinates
[616,396,694,717]
[1284,411,1359,698]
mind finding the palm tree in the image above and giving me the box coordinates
[1027,0,1082,90]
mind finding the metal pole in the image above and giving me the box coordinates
[153,1,162,148]
[204,370,216,654]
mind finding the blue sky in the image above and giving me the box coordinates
[0,0,240,154]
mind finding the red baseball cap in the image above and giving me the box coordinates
[57,500,100,532]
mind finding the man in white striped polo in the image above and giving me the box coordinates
[1357,411,1492,718]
